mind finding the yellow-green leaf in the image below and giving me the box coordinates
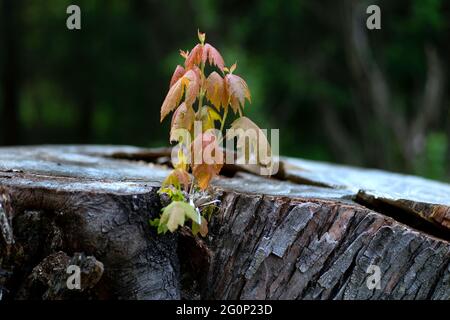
[162,168,191,191]
[159,201,198,233]
[200,106,222,131]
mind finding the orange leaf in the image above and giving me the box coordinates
[205,72,227,110]
[161,68,200,122]
[192,163,222,190]
[160,77,185,122]
[192,131,220,160]
[202,43,225,71]
[225,74,251,114]
[170,102,195,142]
[169,65,185,88]
[191,132,223,189]
[183,68,201,107]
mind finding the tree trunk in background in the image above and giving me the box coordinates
[1,0,21,145]
[341,0,446,172]
[0,145,449,300]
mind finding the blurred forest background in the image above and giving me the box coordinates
[0,0,449,181]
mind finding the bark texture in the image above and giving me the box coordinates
[0,145,449,300]
[205,192,450,299]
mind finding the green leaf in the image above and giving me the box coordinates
[158,187,185,202]
[150,218,168,234]
[162,168,191,191]
[149,218,160,227]
[157,223,168,234]
[185,201,201,224]
[201,204,218,220]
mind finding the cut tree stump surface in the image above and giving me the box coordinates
[0,145,449,300]
[282,157,450,230]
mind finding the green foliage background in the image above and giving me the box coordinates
[0,0,449,181]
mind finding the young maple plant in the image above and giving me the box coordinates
[151,31,271,237]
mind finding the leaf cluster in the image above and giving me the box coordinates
[152,31,271,236]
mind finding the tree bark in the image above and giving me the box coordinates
[0,145,449,300]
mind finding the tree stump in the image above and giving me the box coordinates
[0,145,449,300]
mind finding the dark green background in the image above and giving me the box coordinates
[1,0,449,181]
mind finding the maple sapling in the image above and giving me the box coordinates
[151,30,272,237]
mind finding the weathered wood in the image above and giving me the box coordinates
[281,157,450,230]
[16,251,104,300]
[0,147,179,300]
[0,145,449,300]
[204,192,450,299]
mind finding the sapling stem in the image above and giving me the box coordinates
[220,106,228,132]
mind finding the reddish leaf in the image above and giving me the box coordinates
[169,65,185,88]
[192,131,220,161]
[160,77,185,122]
[225,74,251,114]
[202,43,225,71]
[205,72,227,110]
[185,44,203,69]
[179,49,189,60]
[183,68,200,107]
[170,102,195,142]
[161,68,200,122]
[226,116,272,168]
[192,132,223,189]
[185,42,225,71]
